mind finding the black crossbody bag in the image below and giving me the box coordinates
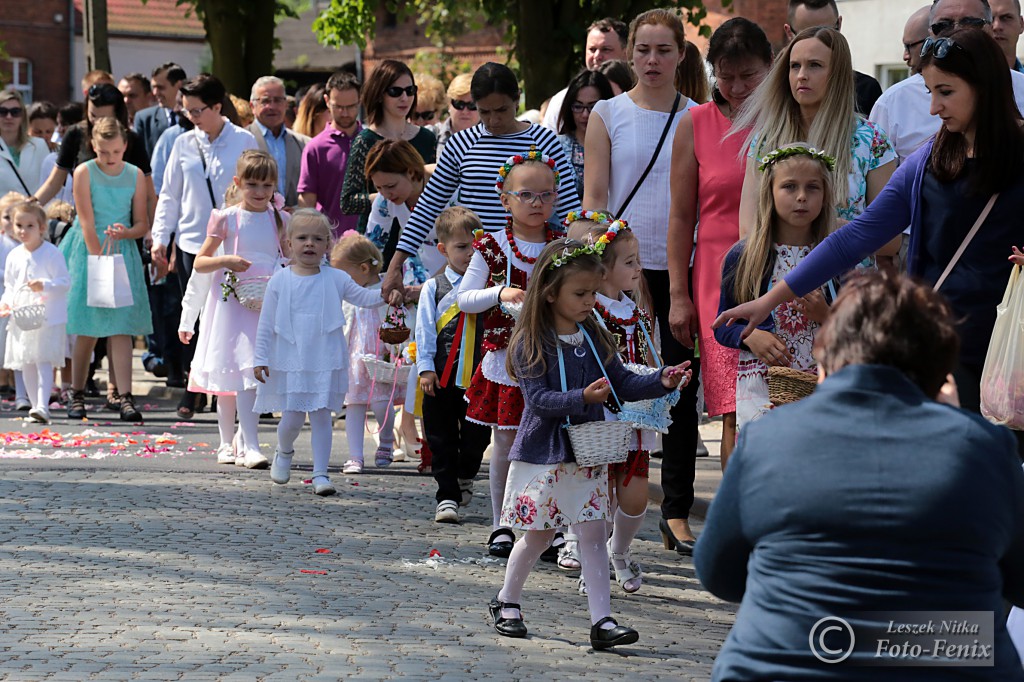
[614,92,681,216]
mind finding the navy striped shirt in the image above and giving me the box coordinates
[397,123,581,256]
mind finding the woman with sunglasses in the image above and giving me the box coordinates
[556,70,614,198]
[716,28,1024,458]
[0,90,49,199]
[339,60,437,232]
[435,74,480,159]
[410,73,445,132]
[32,83,152,208]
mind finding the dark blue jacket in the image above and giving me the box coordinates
[714,242,774,350]
[695,364,1024,681]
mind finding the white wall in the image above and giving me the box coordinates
[838,0,925,83]
[72,36,206,98]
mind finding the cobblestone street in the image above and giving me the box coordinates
[0,367,734,681]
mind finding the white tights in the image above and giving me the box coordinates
[345,400,395,463]
[490,428,516,529]
[20,363,52,411]
[498,520,613,626]
[277,409,333,476]
[215,389,259,452]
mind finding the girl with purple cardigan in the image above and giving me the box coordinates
[488,237,691,651]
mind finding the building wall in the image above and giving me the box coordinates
[838,0,922,87]
[702,0,790,47]
[72,36,207,101]
[0,0,74,104]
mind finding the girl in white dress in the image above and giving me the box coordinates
[331,233,397,474]
[0,201,69,423]
[183,151,288,469]
[254,211,387,496]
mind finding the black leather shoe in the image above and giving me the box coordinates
[487,528,515,558]
[590,617,639,650]
[489,597,527,638]
[67,390,87,420]
[539,531,564,563]
[119,393,143,423]
[659,518,696,556]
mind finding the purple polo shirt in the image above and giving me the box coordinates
[298,121,361,236]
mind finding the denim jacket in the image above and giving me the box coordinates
[508,334,672,466]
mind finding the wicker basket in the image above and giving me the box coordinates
[379,304,411,344]
[767,366,818,406]
[566,420,632,467]
[361,355,410,385]
[234,276,271,312]
[11,285,46,331]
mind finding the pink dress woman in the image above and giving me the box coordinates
[690,101,744,417]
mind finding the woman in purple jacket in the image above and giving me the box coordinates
[715,28,1024,456]
[488,238,691,650]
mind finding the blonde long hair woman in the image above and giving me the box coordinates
[733,27,898,253]
[0,90,50,198]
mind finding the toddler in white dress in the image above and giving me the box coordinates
[254,210,388,496]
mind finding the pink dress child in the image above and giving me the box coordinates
[189,204,287,394]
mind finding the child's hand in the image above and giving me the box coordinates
[404,285,422,304]
[936,373,960,407]
[745,329,793,367]
[178,331,193,345]
[791,290,829,324]
[583,377,612,404]
[26,279,44,293]
[1011,246,1024,266]
[105,223,128,239]
[420,371,438,397]
[661,361,692,390]
[387,289,404,307]
[254,366,269,383]
[224,256,252,273]
[0,303,10,317]
[499,286,525,304]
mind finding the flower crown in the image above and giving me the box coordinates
[563,210,629,252]
[549,238,610,270]
[495,147,559,194]
[758,145,836,173]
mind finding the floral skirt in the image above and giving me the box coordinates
[464,365,524,429]
[499,460,610,530]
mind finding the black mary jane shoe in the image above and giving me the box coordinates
[487,528,515,558]
[659,518,696,556]
[590,617,639,651]
[539,531,565,563]
[489,597,527,638]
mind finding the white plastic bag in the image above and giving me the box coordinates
[980,265,1024,429]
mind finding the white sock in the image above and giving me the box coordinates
[345,403,369,462]
[498,529,555,619]
[576,520,614,628]
[35,363,52,409]
[236,388,259,453]
[609,508,646,560]
[277,410,305,454]
[308,409,333,474]
[216,394,238,447]
[14,371,26,401]
[490,428,515,528]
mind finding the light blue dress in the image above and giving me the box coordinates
[61,160,153,337]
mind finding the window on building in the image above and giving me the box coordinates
[8,58,32,103]
[877,64,910,90]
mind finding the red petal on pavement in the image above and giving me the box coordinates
[300,569,327,575]
[429,549,441,558]
[315,548,331,554]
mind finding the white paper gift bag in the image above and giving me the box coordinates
[87,241,134,309]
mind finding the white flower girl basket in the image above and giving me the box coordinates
[11,284,46,331]
[557,327,632,467]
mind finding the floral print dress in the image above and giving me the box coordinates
[735,244,820,430]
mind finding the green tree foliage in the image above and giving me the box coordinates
[312,0,728,107]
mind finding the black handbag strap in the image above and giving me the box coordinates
[614,92,681,217]
[193,133,218,209]
[0,139,32,195]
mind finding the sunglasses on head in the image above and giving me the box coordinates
[921,36,964,59]
[450,99,477,111]
[385,85,417,98]
[411,110,436,122]
[88,84,122,106]
[929,16,989,36]
[0,106,23,118]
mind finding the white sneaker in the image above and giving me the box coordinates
[393,447,407,462]
[28,407,49,424]
[435,500,459,524]
[240,449,269,469]
[270,449,293,484]
[342,459,363,474]
[215,443,235,464]
[311,475,336,496]
[14,397,31,411]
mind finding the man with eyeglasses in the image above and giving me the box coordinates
[903,6,933,75]
[785,0,884,115]
[541,18,627,131]
[248,76,308,209]
[991,0,1024,71]
[871,0,1024,161]
[298,70,362,236]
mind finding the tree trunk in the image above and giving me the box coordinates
[243,0,277,91]
[199,0,248,96]
[515,0,582,108]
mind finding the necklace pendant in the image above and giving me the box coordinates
[573,346,586,358]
